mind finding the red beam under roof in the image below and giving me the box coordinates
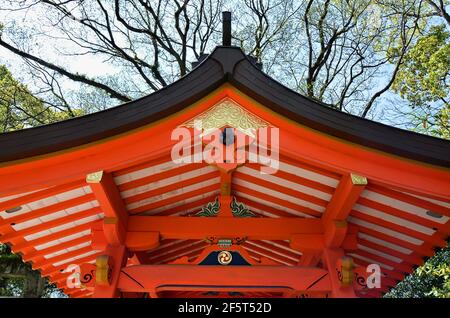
[127,216,323,240]
[118,265,331,295]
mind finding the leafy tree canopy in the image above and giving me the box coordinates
[0,65,84,132]
[386,243,450,298]
[393,24,450,138]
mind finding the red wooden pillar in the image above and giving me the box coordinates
[322,248,356,298]
[93,244,128,298]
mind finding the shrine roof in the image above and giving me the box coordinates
[0,46,448,167]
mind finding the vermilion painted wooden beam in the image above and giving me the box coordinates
[0,180,85,212]
[235,196,306,218]
[357,238,423,265]
[156,195,217,216]
[367,184,450,218]
[353,258,406,281]
[87,171,128,245]
[130,252,150,265]
[113,153,175,178]
[0,194,95,229]
[353,224,435,257]
[244,250,284,266]
[150,241,208,264]
[163,250,203,265]
[298,252,322,267]
[67,289,90,298]
[12,222,95,253]
[352,210,447,247]
[125,231,160,251]
[241,242,297,265]
[23,236,91,263]
[322,248,357,298]
[127,216,323,240]
[356,196,449,232]
[291,233,358,268]
[249,240,301,261]
[233,171,329,208]
[354,249,413,273]
[232,183,322,217]
[147,239,185,255]
[93,245,128,298]
[322,173,367,247]
[118,162,207,192]
[91,226,160,252]
[1,207,101,243]
[123,171,219,206]
[244,163,335,194]
[118,265,331,296]
[43,252,103,278]
[35,246,94,270]
[129,183,220,214]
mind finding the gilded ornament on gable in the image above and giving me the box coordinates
[182,98,270,136]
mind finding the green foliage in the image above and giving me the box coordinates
[0,244,45,297]
[0,65,82,132]
[394,25,449,105]
[392,25,450,138]
[386,242,450,298]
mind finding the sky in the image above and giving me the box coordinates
[0,1,446,134]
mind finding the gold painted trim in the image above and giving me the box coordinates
[95,255,110,286]
[350,173,368,185]
[86,171,104,183]
[340,256,354,286]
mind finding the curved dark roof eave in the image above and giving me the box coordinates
[0,46,449,168]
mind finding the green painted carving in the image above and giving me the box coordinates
[195,197,255,217]
[231,197,255,217]
[196,197,220,217]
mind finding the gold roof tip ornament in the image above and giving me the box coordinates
[182,98,270,137]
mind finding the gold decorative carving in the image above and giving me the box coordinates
[350,173,367,185]
[86,171,104,183]
[182,98,270,136]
